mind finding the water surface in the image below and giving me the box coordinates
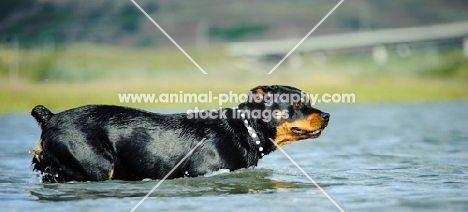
[1,101,467,211]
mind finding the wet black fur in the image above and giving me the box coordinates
[31,85,329,182]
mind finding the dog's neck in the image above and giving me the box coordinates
[233,107,274,159]
[239,110,265,158]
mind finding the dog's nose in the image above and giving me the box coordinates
[321,112,330,122]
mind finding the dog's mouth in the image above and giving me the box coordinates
[291,127,323,138]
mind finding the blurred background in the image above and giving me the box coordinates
[1,1,468,211]
[1,0,468,111]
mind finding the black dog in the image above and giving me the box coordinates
[31,85,329,182]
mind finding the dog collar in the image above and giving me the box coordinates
[235,108,265,158]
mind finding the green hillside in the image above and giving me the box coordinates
[1,0,468,46]
[1,0,468,112]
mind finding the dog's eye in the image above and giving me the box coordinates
[293,102,302,108]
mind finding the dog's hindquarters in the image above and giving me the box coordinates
[31,105,54,180]
[31,105,116,182]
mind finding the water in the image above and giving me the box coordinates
[1,101,467,211]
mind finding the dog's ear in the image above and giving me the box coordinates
[249,85,274,101]
[238,85,272,109]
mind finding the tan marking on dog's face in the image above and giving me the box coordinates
[32,139,43,163]
[274,113,324,147]
[253,88,265,101]
[255,88,265,95]
[275,110,284,120]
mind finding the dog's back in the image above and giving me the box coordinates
[31,105,247,182]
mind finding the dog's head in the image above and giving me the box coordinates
[238,85,329,147]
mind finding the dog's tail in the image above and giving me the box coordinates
[31,105,54,128]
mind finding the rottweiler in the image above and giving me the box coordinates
[31,85,329,182]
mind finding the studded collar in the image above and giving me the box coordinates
[235,108,265,158]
